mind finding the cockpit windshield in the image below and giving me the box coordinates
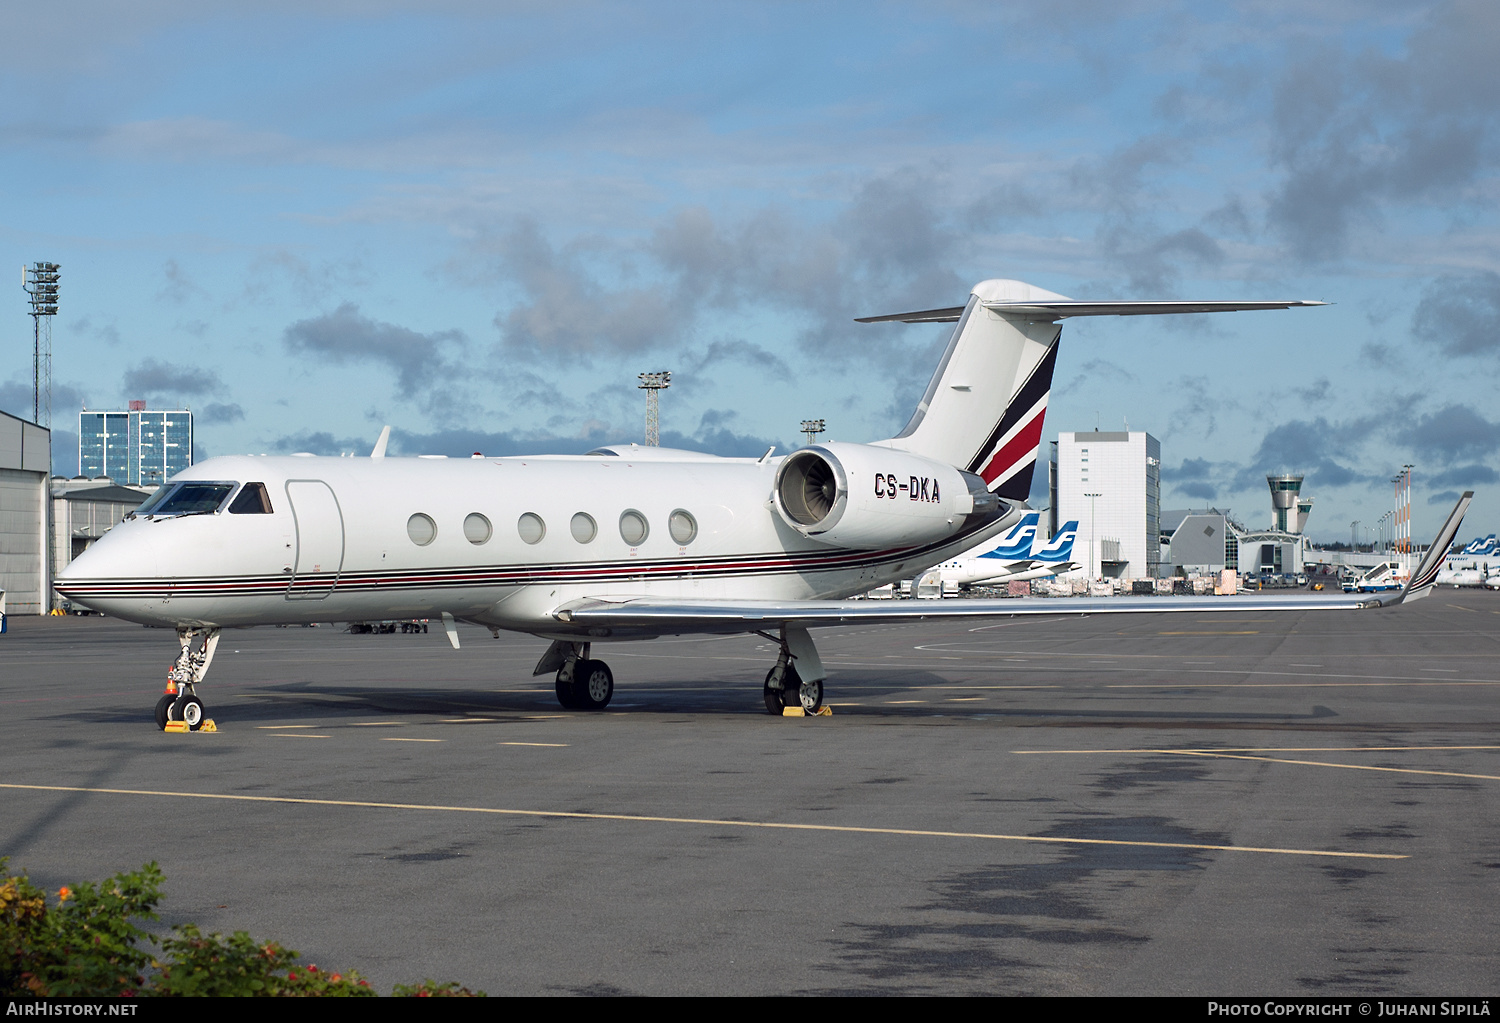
[132,481,237,517]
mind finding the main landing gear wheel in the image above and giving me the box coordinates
[764,665,823,714]
[555,672,580,709]
[764,665,799,715]
[154,694,174,731]
[792,675,823,713]
[574,660,614,710]
[555,659,614,710]
[171,694,206,731]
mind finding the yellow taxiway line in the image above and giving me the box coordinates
[0,782,1404,861]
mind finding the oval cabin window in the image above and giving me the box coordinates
[668,509,697,545]
[570,512,597,544]
[407,513,437,546]
[464,513,493,545]
[517,513,545,545]
[619,510,649,546]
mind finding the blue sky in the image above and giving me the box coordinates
[3,1,1497,543]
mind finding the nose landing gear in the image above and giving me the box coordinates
[158,626,220,731]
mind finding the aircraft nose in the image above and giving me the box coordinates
[59,525,160,581]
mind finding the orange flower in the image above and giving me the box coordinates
[57,886,72,902]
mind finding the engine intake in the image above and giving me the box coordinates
[778,450,841,526]
[772,443,1001,549]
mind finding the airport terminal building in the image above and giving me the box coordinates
[1164,476,1314,576]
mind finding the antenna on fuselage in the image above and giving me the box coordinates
[371,425,391,459]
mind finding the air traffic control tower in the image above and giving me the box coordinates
[1267,474,1312,534]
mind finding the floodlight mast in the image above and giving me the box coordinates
[22,262,60,427]
[800,419,825,446]
[638,371,671,446]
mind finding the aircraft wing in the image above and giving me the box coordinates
[555,491,1472,637]
[552,591,1391,636]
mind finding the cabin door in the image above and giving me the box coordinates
[285,480,345,600]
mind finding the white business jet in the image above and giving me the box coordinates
[54,279,1472,729]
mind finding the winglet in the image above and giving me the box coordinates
[371,425,391,459]
[1391,491,1474,605]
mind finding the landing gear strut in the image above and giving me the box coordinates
[759,625,825,715]
[159,626,220,731]
[540,641,614,711]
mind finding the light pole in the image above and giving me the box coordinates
[22,262,60,428]
[800,419,825,446]
[1401,464,1414,564]
[637,371,671,446]
[1085,492,1102,580]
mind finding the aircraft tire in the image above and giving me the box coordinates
[575,660,614,710]
[763,665,798,715]
[555,670,580,709]
[762,686,783,715]
[172,694,205,731]
[793,676,823,713]
[154,693,174,731]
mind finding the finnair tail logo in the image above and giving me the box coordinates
[1034,523,1079,563]
[981,512,1040,559]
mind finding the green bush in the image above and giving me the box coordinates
[1,860,161,996]
[1,859,481,997]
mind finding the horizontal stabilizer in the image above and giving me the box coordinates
[858,299,1327,323]
[856,305,968,324]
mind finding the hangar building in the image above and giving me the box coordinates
[0,409,52,616]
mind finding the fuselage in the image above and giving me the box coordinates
[56,451,1018,638]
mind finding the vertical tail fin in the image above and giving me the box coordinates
[1033,521,1079,563]
[867,280,1065,499]
[979,511,1040,559]
[862,280,1323,501]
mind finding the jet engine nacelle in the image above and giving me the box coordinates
[772,442,1001,549]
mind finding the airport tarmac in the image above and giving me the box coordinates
[3,592,1499,996]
